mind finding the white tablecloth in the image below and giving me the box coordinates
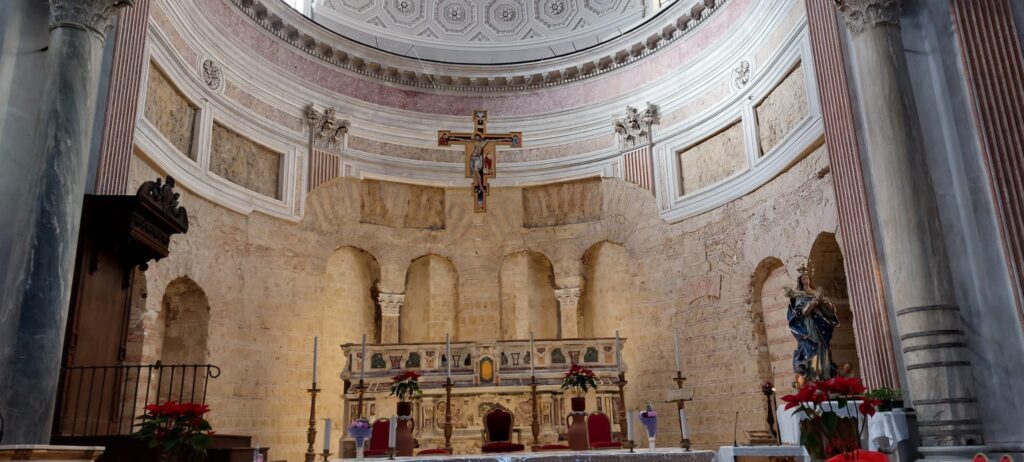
[715,445,810,462]
[777,404,909,451]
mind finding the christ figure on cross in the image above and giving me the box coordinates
[438,110,522,212]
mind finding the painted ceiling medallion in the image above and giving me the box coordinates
[434,0,476,33]
[484,0,528,35]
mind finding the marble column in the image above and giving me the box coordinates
[379,293,404,344]
[554,287,581,338]
[837,0,982,447]
[0,0,133,444]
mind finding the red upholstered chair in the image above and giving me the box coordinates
[480,406,525,453]
[586,412,622,449]
[364,418,391,457]
[973,455,990,462]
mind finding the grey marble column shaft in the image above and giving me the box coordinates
[0,0,130,444]
[837,0,982,448]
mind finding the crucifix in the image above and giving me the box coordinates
[438,110,522,212]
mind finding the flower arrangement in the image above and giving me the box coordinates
[132,401,214,462]
[560,363,599,396]
[781,376,881,460]
[865,387,903,412]
[389,370,422,402]
[639,403,657,419]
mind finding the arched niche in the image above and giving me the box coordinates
[326,246,382,343]
[499,251,558,340]
[808,232,860,379]
[160,276,211,364]
[580,241,630,338]
[402,254,459,343]
[750,257,794,391]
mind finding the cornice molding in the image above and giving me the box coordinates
[227,0,731,92]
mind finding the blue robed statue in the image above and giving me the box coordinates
[786,266,840,384]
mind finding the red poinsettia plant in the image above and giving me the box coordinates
[781,376,881,461]
[133,401,215,462]
[560,363,599,396]
[389,370,422,402]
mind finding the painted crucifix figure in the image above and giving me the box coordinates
[438,110,522,212]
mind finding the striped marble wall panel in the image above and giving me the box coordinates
[309,149,341,192]
[623,146,654,194]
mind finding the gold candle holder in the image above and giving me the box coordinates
[443,377,454,450]
[305,384,320,462]
[530,376,540,446]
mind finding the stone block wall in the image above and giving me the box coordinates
[756,64,810,156]
[128,138,844,461]
[679,123,748,194]
[143,63,197,160]
[209,122,282,199]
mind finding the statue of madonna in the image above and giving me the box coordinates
[786,266,840,383]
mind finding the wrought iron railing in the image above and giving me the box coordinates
[54,362,221,437]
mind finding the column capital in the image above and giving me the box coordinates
[50,0,134,36]
[835,0,901,36]
[378,293,404,317]
[554,287,581,306]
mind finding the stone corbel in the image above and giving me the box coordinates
[835,0,901,35]
[50,0,135,36]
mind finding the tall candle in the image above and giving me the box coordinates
[615,331,622,372]
[359,334,367,383]
[626,409,634,441]
[388,416,397,449]
[674,329,682,373]
[312,336,319,384]
[529,332,535,375]
[679,409,690,439]
[446,333,452,379]
[323,418,332,452]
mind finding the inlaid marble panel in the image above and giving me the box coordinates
[678,122,747,195]
[144,63,198,160]
[521,178,602,228]
[209,122,282,198]
[755,63,809,156]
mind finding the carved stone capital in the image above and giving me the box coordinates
[379,293,404,316]
[835,0,901,35]
[554,287,582,308]
[49,0,134,36]
[306,104,350,150]
[612,103,658,149]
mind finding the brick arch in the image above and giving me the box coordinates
[327,246,382,343]
[749,257,797,393]
[580,241,630,338]
[808,232,860,380]
[499,250,559,340]
[402,253,460,342]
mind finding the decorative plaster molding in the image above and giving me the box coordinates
[306,105,350,150]
[227,0,731,92]
[612,103,658,149]
[733,60,751,88]
[379,293,405,316]
[50,0,134,35]
[202,59,222,90]
[835,0,901,35]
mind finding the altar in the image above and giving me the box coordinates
[330,448,715,462]
[339,338,630,455]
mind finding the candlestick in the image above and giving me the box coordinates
[312,336,319,385]
[615,331,622,372]
[672,372,692,450]
[679,408,690,439]
[674,329,682,373]
[529,332,535,376]
[443,377,454,450]
[360,334,367,383]
[626,409,634,441]
[323,418,331,452]
[530,375,540,446]
[388,416,397,449]
[446,333,452,378]
[615,372,628,443]
[304,384,320,462]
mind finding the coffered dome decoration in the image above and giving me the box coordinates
[312,0,646,63]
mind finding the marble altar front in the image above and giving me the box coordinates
[339,338,627,454]
[331,448,715,462]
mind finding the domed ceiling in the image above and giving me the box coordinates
[309,0,666,63]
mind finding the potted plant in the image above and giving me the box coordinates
[348,418,372,459]
[561,363,598,451]
[561,363,598,412]
[389,370,422,416]
[132,401,215,462]
[638,403,658,449]
[781,376,885,461]
[865,387,903,412]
